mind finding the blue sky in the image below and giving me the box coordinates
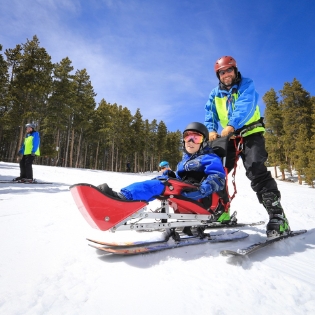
[1,0,315,132]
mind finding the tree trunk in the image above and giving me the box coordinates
[69,128,75,168]
[134,152,137,173]
[75,129,82,168]
[274,164,278,178]
[54,129,60,166]
[281,170,285,180]
[111,141,114,171]
[115,146,119,172]
[94,141,99,170]
[298,172,302,185]
[64,126,70,167]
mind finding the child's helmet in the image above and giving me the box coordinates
[183,122,209,154]
[183,122,209,141]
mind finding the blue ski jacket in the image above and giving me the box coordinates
[205,76,265,137]
[120,146,225,202]
[19,131,40,156]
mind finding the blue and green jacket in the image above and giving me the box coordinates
[19,131,40,156]
[205,75,265,137]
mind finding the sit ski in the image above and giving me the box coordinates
[70,180,263,234]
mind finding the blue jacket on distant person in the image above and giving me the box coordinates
[19,130,40,156]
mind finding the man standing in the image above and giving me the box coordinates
[204,55,290,238]
[15,123,40,183]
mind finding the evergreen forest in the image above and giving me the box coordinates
[0,36,314,186]
[0,36,182,173]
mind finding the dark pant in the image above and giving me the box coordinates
[20,155,35,179]
[225,133,279,203]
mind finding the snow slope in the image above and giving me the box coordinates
[0,161,315,315]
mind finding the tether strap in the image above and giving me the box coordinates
[228,136,244,203]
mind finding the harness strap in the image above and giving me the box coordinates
[235,117,265,137]
[228,135,244,203]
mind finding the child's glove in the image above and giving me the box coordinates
[163,170,176,178]
[181,182,212,200]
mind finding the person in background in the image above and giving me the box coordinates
[158,161,171,173]
[204,55,290,238]
[14,123,40,183]
[126,161,131,172]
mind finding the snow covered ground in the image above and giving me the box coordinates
[1,161,315,315]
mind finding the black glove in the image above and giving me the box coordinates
[163,170,176,178]
[31,152,35,157]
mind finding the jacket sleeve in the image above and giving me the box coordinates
[19,145,24,154]
[205,88,219,132]
[228,78,259,130]
[199,154,225,197]
[31,132,40,153]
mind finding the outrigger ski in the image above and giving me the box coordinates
[89,229,249,255]
[220,229,307,257]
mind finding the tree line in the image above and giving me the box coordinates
[263,79,315,187]
[0,35,182,172]
[1,36,314,186]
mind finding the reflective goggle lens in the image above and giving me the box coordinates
[218,67,234,76]
[183,131,204,144]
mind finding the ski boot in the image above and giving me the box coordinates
[211,204,231,223]
[97,183,126,200]
[22,178,35,183]
[262,192,290,238]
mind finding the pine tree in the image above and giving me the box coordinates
[305,96,315,187]
[280,79,313,176]
[5,35,53,159]
[263,88,286,179]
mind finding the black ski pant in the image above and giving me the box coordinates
[225,132,280,203]
[19,154,35,180]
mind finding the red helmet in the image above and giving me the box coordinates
[214,56,237,73]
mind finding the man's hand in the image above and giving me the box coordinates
[221,126,235,137]
[209,131,219,141]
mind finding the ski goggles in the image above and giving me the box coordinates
[183,131,204,144]
[218,67,234,76]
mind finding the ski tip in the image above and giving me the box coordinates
[220,249,245,257]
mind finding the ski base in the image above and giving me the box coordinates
[88,230,248,255]
[0,179,52,184]
[205,220,265,229]
[220,229,307,257]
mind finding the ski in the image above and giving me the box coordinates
[220,229,307,257]
[87,220,264,247]
[87,220,264,248]
[0,180,52,184]
[88,230,248,255]
[205,220,265,229]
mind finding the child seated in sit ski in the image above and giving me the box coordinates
[98,122,225,203]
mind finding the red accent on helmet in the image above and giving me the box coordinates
[214,56,237,73]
